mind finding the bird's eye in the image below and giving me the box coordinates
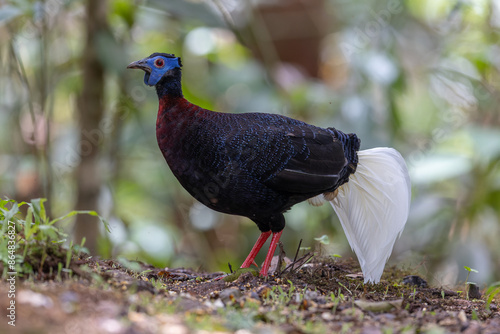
[154,58,165,68]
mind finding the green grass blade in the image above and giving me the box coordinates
[49,210,110,233]
[32,198,47,224]
[24,207,34,239]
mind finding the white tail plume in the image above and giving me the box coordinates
[330,147,411,283]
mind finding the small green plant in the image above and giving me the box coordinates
[471,309,479,321]
[287,280,296,298]
[333,287,346,302]
[139,269,153,276]
[56,262,63,282]
[150,277,166,291]
[464,266,479,300]
[314,235,330,245]
[383,285,389,300]
[464,266,478,283]
[485,281,500,311]
[330,292,342,313]
[0,198,108,278]
[338,282,352,295]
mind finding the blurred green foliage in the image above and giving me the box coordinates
[0,0,499,284]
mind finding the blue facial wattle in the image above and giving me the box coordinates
[143,56,181,86]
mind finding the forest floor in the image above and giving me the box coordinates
[1,252,499,334]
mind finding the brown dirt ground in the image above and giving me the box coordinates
[1,253,499,334]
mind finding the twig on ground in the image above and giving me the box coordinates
[290,239,303,274]
[282,252,314,276]
[277,241,286,276]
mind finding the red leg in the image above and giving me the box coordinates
[240,231,272,268]
[259,231,283,276]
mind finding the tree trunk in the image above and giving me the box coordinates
[73,0,108,254]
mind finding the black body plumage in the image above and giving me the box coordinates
[129,52,366,276]
[138,53,363,233]
[157,102,360,233]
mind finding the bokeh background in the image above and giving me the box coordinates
[1,0,499,286]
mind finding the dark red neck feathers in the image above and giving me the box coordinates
[156,95,190,130]
[155,94,213,157]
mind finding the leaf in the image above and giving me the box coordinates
[49,210,84,225]
[486,281,500,290]
[24,207,35,239]
[31,198,47,224]
[49,210,110,233]
[88,211,111,233]
[464,266,478,273]
[1,200,19,223]
[486,282,500,308]
[314,235,330,245]
[38,224,59,241]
